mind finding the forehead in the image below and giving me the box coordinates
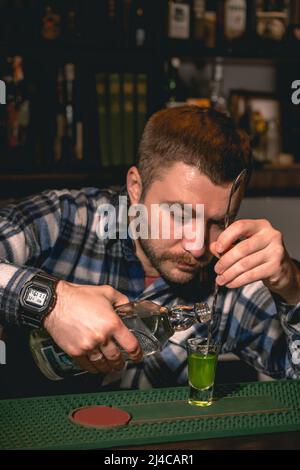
[146,162,232,214]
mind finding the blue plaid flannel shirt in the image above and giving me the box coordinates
[0,186,300,389]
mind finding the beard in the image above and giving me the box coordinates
[139,236,212,285]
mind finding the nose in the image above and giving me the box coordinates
[181,235,207,258]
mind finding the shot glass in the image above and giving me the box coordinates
[187,337,219,407]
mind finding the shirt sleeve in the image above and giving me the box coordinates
[0,190,63,325]
[228,282,300,379]
[273,296,300,378]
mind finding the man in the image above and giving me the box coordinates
[1,106,300,396]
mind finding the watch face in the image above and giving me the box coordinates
[25,287,48,308]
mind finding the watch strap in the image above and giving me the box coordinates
[19,272,59,328]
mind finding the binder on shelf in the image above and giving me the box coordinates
[108,73,123,166]
[95,73,110,168]
[136,73,147,148]
[123,73,135,166]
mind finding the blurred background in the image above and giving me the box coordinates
[0,1,300,200]
[1,0,300,393]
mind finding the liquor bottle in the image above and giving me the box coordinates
[63,63,83,161]
[53,68,65,162]
[41,1,62,41]
[29,300,212,380]
[108,73,122,166]
[209,58,227,114]
[284,0,300,46]
[106,0,123,48]
[130,0,148,48]
[165,57,186,107]
[192,0,206,43]
[223,0,247,43]
[203,0,218,48]
[136,74,148,148]
[265,118,281,163]
[168,0,191,40]
[5,56,31,148]
[95,73,110,167]
[63,0,81,42]
[256,0,289,42]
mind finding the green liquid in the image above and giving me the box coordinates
[188,352,217,390]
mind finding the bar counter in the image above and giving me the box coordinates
[1,379,300,450]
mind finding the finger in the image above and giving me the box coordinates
[215,219,271,255]
[210,241,222,258]
[216,248,269,286]
[215,234,269,275]
[222,262,274,289]
[114,327,143,363]
[100,286,129,307]
[87,350,113,374]
[100,340,127,370]
[72,356,100,375]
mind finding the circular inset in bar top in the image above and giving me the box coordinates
[69,405,131,429]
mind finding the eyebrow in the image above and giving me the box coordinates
[160,201,237,222]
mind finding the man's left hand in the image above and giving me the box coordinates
[210,219,300,305]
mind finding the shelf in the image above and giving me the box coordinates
[164,39,300,64]
[0,168,128,199]
[247,166,300,196]
[0,167,300,200]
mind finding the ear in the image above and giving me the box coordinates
[127,166,143,204]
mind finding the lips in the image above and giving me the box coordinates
[176,262,197,271]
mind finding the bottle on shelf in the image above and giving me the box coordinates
[284,0,300,48]
[129,0,148,48]
[41,1,62,41]
[63,63,83,162]
[53,63,83,163]
[221,0,247,51]
[165,57,186,107]
[63,0,81,43]
[239,98,269,164]
[203,0,218,48]
[5,56,31,149]
[192,0,206,44]
[265,118,281,164]
[168,0,191,40]
[29,300,212,380]
[53,68,65,162]
[209,58,228,114]
[256,0,289,44]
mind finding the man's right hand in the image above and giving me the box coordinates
[43,281,143,375]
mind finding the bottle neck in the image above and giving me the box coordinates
[168,302,211,331]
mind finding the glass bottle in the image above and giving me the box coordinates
[284,0,300,46]
[29,300,212,381]
[223,0,247,43]
[209,58,228,114]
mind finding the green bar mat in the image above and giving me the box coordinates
[127,395,290,425]
[1,380,300,450]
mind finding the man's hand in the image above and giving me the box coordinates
[44,282,143,375]
[210,219,300,305]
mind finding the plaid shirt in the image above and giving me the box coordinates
[0,186,300,390]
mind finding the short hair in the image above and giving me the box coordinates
[137,106,252,193]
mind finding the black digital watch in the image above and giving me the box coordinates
[19,273,59,328]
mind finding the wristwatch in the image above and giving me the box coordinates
[19,272,59,328]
